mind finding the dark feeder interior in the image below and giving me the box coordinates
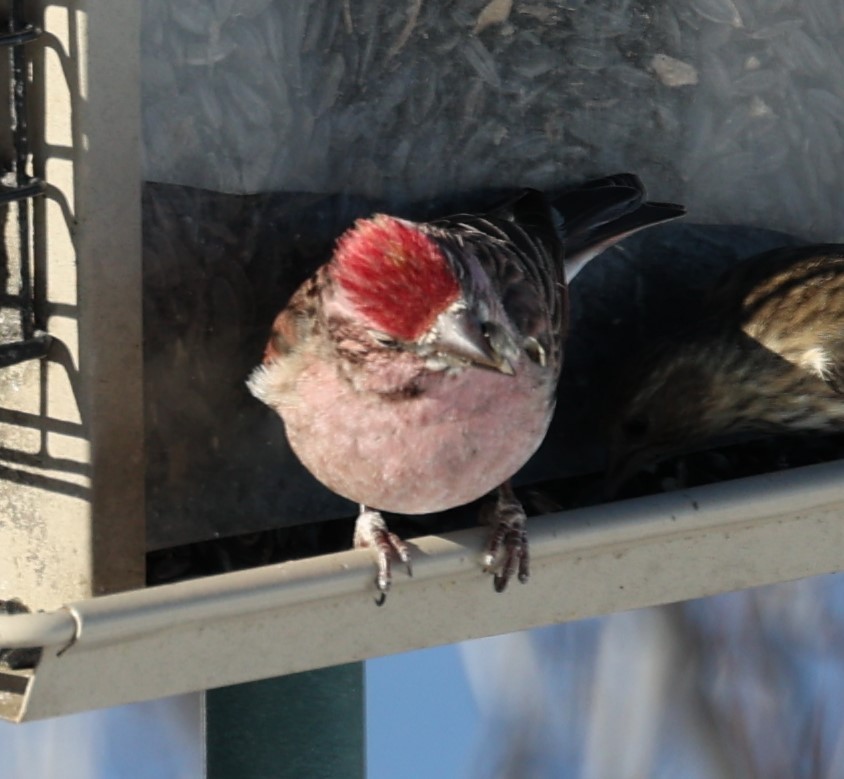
[141,0,844,582]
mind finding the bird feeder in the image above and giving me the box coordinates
[1,0,844,728]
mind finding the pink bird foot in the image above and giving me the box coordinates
[481,483,530,592]
[353,506,412,605]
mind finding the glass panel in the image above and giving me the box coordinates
[140,0,844,549]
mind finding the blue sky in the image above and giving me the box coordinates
[367,644,480,779]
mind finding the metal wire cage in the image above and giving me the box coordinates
[0,0,46,370]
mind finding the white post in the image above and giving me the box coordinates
[0,1,144,607]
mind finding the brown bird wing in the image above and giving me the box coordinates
[711,245,844,392]
[432,189,567,377]
[262,268,326,362]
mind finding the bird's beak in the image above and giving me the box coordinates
[432,307,515,375]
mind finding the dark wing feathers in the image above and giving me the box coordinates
[427,178,684,379]
[432,189,567,377]
[550,175,685,280]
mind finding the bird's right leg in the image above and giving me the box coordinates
[353,506,412,604]
[481,481,530,592]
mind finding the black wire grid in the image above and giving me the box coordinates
[0,0,46,369]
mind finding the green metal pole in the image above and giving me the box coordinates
[206,663,365,779]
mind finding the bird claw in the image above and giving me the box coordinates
[481,488,530,592]
[354,508,412,603]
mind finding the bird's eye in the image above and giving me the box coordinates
[523,336,546,367]
[621,414,650,439]
[481,321,508,347]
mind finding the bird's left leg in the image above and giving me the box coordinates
[481,481,529,592]
[353,506,412,604]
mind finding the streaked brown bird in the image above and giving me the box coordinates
[607,244,844,493]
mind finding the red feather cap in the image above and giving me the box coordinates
[331,215,460,341]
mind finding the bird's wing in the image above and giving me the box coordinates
[723,245,844,392]
[429,178,685,376]
[261,268,326,362]
[549,174,686,281]
[432,189,567,376]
